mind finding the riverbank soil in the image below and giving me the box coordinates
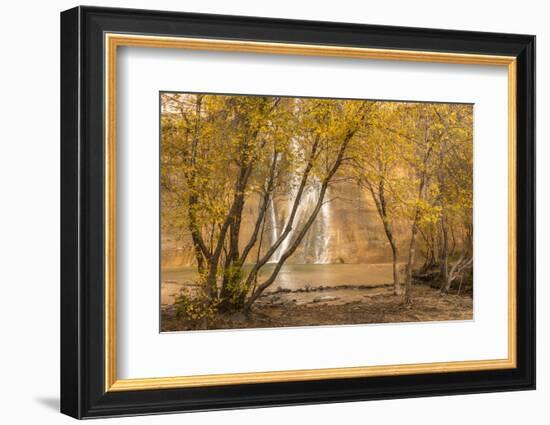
[161,284,473,332]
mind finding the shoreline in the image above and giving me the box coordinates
[161,284,473,332]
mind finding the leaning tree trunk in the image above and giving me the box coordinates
[442,250,472,293]
[244,178,330,310]
[244,127,360,311]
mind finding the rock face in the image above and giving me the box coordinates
[161,180,411,268]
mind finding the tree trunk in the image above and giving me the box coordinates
[390,241,400,295]
[242,137,321,292]
[244,177,330,310]
[404,124,432,305]
[439,215,449,290]
[365,178,400,295]
[244,128,358,310]
[404,218,419,305]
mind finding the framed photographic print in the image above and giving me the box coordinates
[60,6,535,419]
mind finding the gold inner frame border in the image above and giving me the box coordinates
[104,33,517,392]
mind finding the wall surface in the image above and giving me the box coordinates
[0,0,545,424]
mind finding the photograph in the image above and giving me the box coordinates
[160,92,474,331]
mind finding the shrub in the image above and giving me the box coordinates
[174,289,219,329]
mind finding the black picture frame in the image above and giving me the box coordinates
[61,5,535,419]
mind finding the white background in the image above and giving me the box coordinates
[118,47,508,379]
[0,0,546,424]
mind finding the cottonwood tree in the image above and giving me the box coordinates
[397,103,473,302]
[161,94,373,318]
[431,104,473,292]
[351,102,407,295]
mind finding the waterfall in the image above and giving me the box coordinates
[266,137,332,264]
[268,180,332,264]
[317,194,332,264]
